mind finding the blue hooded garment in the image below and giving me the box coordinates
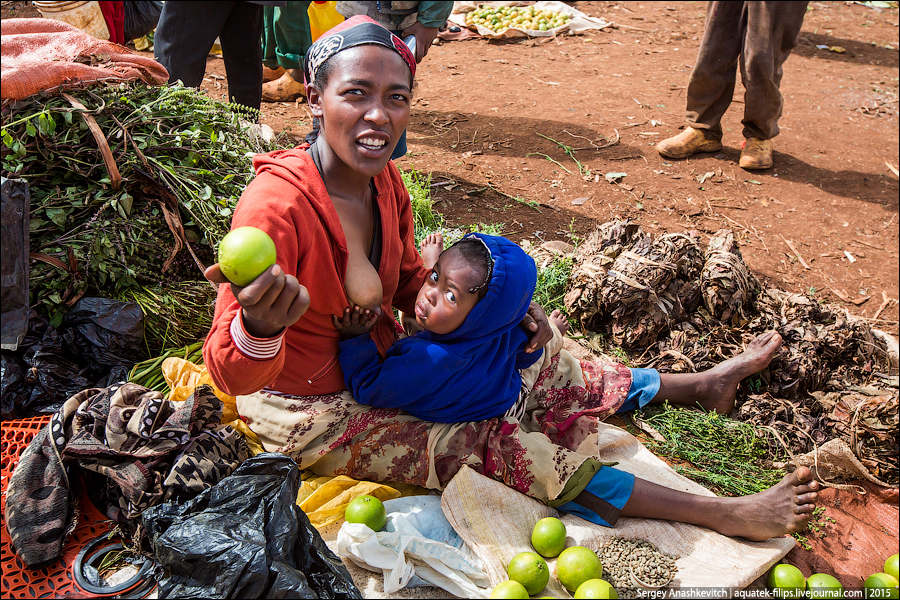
[338,233,542,422]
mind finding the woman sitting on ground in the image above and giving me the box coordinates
[202,16,818,541]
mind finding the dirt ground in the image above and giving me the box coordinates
[5,0,898,332]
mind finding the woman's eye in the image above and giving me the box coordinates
[391,93,410,103]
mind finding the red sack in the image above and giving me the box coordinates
[785,480,899,587]
[1,18,168,101]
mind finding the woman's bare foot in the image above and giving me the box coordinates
[420,232,444,270]
[549,309,569,335]
[697,330,782,414]
[714,467,819,541]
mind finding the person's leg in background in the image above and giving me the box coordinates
[656,1,746,159]
[262,2,313,102]
[738,1,809,170]
[154,1,232,88]
[261,6,285,82]
[218,1,265,112]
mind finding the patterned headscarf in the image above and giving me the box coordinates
[303,15,416,87]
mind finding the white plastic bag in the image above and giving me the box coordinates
[335,496,491,598]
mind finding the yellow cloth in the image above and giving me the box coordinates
[162,357,265,455]
[297,475,402,529]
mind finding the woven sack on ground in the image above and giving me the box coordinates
[1,18,168,100]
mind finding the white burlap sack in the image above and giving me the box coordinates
[441,420,796,595]
[449,1,612,39]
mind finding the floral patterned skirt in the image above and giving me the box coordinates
[236,333,631,504]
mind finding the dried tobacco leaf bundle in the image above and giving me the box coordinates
[811,390,899,486]
[598,231,704,348]
[564,220,640,331]
[700,229,759,326]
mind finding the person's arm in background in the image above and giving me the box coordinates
[401,1,454,62]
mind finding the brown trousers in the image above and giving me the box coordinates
[686,1,808,141]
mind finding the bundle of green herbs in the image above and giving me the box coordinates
[633,403,787,497]
[1,83,271,354]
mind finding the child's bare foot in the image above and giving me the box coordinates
[698,330,782,414]
[715,467,819,541]
[549,309,569,335]
[420,232,444,270]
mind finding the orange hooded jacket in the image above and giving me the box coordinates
[202,147,427,397]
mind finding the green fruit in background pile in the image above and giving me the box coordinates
[490,580,530,599]
[507,551,550,596]
[218,226,277,286]
[574,578,619,599]
[805,573,843,599]
[464,6,571,33]
[864,573,899,599]
[556,545,602,593]
[344,494,387,532]
[531,516,567,558]
[767,564,806,599]
[886,555,900,581]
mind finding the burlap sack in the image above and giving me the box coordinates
[1,18,168,100]
[441,420,796,594]
[787,437,894,490]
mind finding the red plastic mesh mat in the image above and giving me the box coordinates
[1,416,114,599]
[1,18,168,101]
[785,480,899,587]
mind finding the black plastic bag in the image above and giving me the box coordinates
[1,299,145,420]
[143,453,362,599]
[124,0,163,42]
[1,178,31,351]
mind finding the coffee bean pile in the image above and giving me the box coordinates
[597,538,678,598]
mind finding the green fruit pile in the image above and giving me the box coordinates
[465,5,571,33]
[767,556,900,600]
[491,516,617,598]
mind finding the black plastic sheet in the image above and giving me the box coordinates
[1,299,145,420]
[1,177,30,350]
[142,453,362,599]
[124,0,163,42]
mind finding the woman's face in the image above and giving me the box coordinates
[309,45,412,178]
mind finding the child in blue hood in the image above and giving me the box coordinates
[334,232,543,423]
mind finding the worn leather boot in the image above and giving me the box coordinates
[262,65,285,83]
[739,137,773,170]
[262,70,305,102]
[656,126,722,159]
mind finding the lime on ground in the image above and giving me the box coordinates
[218,226,277,286]
[556,546,602,593]
[806,573,843,599]
[864,573,899,599]
[490,580,530,599]
[767,564,806,600]
[574,578,619,599]
[531,516,567,558]
[507,551,550,596]
[886,555,900,581]
[344,494,387,532]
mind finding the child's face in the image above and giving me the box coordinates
[413,247,483,335]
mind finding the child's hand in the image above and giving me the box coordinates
[333,305,378,339]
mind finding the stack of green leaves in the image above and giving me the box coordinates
[1,83,270,340]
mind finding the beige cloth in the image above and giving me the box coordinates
[442,435,797,593]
